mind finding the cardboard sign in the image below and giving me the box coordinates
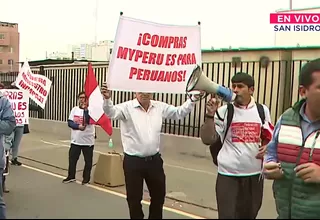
[1,89,29,125]
[15,61,52,109]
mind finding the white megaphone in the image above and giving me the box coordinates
[186,65,237,102]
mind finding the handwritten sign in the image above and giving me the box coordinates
[107,16,202,93]
[1,89,29,125]
[15,61,52,109]
[231,122,261,143]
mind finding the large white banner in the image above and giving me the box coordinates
[107,16,202,93]
[15,61,52,109]
[1,89,29,125]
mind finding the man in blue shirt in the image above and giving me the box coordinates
[0,90,16,219]
[264,58,320,219]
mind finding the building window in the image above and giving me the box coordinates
[10,47,13,53]
[0,60,2,64]
[0,46,4,52]
[8,59,13,65]
[109,49,112,54]
[0,34,4,40]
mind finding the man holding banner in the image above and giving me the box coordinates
[101,83,200,219]
[105,13,202,219]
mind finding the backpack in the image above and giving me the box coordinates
[209,103,266,166]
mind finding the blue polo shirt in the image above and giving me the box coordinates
[265,102,320,162]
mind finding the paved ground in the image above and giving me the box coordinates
[6,130,278,219]
[5,165,194,219]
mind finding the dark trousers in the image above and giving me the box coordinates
[3,152,9,192]
[68,144,94,182]
[123,153,166,219]
[2,176,5,192]
[216,173,263,219]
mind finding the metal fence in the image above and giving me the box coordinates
[0,60,308,138]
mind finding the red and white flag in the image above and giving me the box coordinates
[261,121,275,145]
[84,63,113,136]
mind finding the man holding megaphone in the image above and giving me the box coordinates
[199,72,273,219]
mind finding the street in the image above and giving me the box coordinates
[7,128,277,219]
[5,165,196,219]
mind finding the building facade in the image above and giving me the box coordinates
[71,40,114,61]
[91,40,114,61]
[47,51,71,60]
[71,43,93,60]
[0,21,19,73]
[274,7,320,47]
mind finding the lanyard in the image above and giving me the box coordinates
[308,131,320,161]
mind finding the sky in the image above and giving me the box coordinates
[1,0,319,61]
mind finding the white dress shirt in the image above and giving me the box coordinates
[103,98,195,157]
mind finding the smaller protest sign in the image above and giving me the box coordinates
[15,61,52,109]
[1,89,29,125]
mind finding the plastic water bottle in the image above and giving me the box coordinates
[143,181,149,196]
[108,138,113,148]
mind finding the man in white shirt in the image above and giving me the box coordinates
[200,73,272,219]
[101,83,197,219]
[63,92,95,185]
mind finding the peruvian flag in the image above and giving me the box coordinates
[261,121,275,145]
[84,62,113,136]
[257,121,275,160]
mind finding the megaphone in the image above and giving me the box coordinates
[186,65,237,102]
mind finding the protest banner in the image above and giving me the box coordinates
[107,16,202,93]
[1,89,29,125]
[15,61,52,109]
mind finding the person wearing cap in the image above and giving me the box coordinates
[264,58,320,219]
[200,72,273,219]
